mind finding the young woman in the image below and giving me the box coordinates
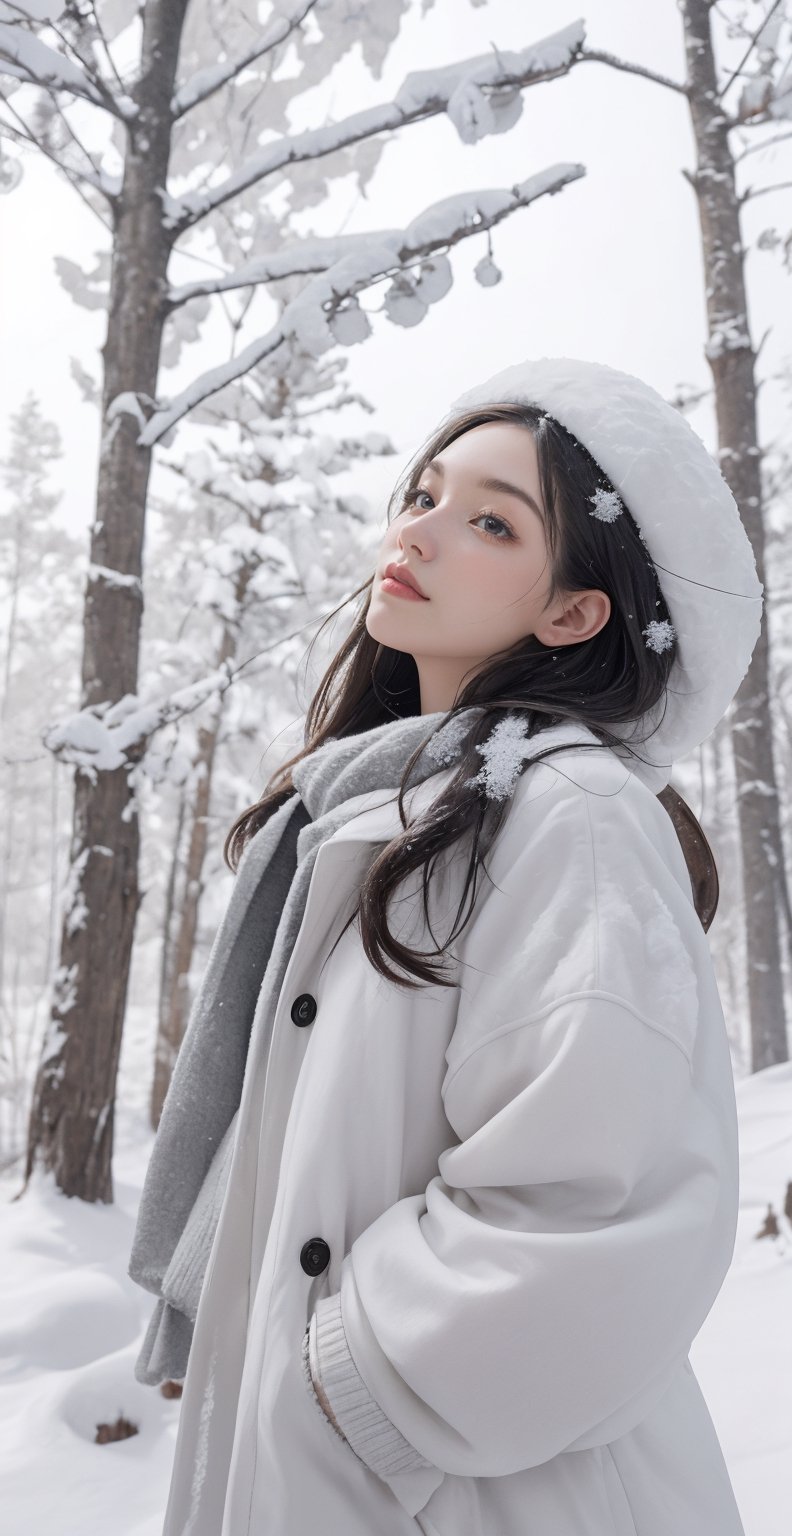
[129,356,762,1536]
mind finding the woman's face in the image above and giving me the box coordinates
[366,420,611,715]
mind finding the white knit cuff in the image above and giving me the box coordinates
[300,1318,349,1445]
[308,1290,435,1477]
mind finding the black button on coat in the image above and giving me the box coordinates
[291,993,317,1026]
[300,1238,331,1276]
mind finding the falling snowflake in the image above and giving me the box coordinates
[588,487,624,522]
[643,618,676,653]
[463,714,533,802]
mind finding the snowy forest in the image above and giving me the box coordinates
[0,1,790,1532]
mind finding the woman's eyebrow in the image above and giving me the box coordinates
[426,457,543,519]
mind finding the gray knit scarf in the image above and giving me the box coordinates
[128,705,482,1385]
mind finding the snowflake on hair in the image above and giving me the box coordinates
[425,711,476,766]
[588,487,624,522]
[463,715,533,802]
[643,618,676,654]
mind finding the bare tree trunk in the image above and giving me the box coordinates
[0,515,21,1013]
[709,715,747,1067]
[150,624,237,1128]
[149,709,221,1130]
[0,521,21,1164]
[23,0,191,1201]
[150,785,187,1131]
[680,0,789,1071]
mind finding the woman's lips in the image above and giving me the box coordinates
[380,575,429,601]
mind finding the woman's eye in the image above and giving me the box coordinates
[404,489,433,510]
[472,512,514,542]
[401,489,514,542]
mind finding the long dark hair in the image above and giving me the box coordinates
[224,402,690,990]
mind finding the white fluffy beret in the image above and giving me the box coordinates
[446,356,764,794]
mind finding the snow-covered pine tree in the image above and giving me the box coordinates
[140,343,397,1127]
[0,391,83,1168]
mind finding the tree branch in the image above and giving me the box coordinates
[0,117,29,149]
[84,0,131,102]
[165,232,372,311]
[43,663,238,771]
[734,126,792,161]
[36,0,131,117]
[42,629,319,772]
[46,90,108,188]
[575,46,689,97]
[141,161,586,446]
[717,0,786,101]
[163,20,587,233]
[740,177,792,203]
[171,0,322,120]
[0,90,112,227]
[0,17,134,119]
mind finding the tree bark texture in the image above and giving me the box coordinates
[150,592,251,1128]
[24,0,191,1200]
[149,680,226,1131]
[150,781,188,1134]
[680,0,789,1070]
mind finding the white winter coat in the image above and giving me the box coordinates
[161,720,745,1536]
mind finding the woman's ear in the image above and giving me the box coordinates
[533,589,611,648]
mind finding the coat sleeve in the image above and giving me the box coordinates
[307,991,727,1484]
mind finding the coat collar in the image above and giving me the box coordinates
[317,720,624,854]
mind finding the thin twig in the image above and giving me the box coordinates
[0,118,34,149]
[755,325,772,362]
[741,178,792,202]
[0,89,112,228]
[171,0,321,120]
[735,127,792,161]
[85,0,129,100]
[39,1,125,116]
[47,91,106,184]
[576,47,689,97]
[717,0,786,100]
[0,0,130,118]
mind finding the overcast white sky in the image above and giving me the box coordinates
[1,0,791,540]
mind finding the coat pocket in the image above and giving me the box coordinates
[413,1512,443,1536]
[409,1474,485,1536]
[600,1445,639,1536]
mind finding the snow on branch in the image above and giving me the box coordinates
[0,88,113,216]
[171,0,321,121]
[0,19,132,116]
[166,230,385,311]
[736,59,792,124]
[163,19,586,233]
[140,162,586,447]
[43,662,238,777]
[721,0,787,105]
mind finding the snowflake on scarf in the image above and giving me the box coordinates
[588,486,624,522]
[642,618,677,654]
[425,711,473,767]
[463,715,533,802]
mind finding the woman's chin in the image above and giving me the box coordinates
[365,605,405,644]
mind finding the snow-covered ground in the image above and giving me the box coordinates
[1,1038,790,1536]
